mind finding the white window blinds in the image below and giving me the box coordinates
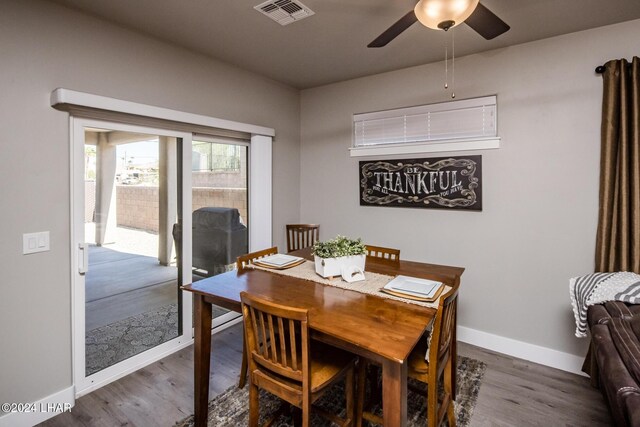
[352,96,498,153]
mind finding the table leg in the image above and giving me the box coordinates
[194,294,212,427]
[382,359,407,427]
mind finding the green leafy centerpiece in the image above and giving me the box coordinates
[312,235,367,278]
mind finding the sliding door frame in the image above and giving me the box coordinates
[59,88,274,400]
[70,117,194,397]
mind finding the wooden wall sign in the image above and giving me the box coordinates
[359,155,482,211]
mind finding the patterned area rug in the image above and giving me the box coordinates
[85,303,179,375]
[175,355,486,427]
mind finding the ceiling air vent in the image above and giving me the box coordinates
[254,0,315,26]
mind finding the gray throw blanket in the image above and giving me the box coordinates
[569,272,640,337]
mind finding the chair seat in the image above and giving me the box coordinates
[252,341,357,394]
[408,335,430,375]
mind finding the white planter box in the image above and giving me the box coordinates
[314,254,366,278]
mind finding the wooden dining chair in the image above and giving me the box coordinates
[236,246,278,270]
[286,224,320,253]
[365,245,400,262]
[241,292,357,427]
[237,246,278,388]
[356,280,459,427]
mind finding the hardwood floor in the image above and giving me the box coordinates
[39,324,612,427]
[460,345,612,427]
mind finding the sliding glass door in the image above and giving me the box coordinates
[191,138,248,328]
[70,118,271,397]
[72,119,193,396]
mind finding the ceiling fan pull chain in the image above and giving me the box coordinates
[444,43,449,89]
[451,27,456,99]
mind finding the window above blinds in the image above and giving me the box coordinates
[351,96,499,157]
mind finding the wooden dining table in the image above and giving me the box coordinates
[183,247,464,427]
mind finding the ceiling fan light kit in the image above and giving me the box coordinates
[368,1,509,48]
[414,0,480,31]
[368,0,510,98]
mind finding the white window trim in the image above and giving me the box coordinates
[349,137,500,157]
[52,88,274,137]
[249,135,272,252]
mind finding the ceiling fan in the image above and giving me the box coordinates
[368,0,510,48]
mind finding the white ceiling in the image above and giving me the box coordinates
[49,0,640,89]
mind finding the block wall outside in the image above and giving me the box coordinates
[191,187,248,225]
[192,170,246,188]
[116,185,160,232]
[115,185,247,232]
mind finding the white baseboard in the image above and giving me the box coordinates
[0,385,74,427]
[457,326,586,376]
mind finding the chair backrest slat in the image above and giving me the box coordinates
[249,306,261,356]
[241,292,308,382]
[428,279,459,364]
[438,297,456,357]
[286,224,320,253]
[267,314,278,363]
[289,318,298,371]
[278,317,287,367]
[258,310,269,358]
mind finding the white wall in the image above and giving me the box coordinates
[0,0,300,408]
[300,20,640,362]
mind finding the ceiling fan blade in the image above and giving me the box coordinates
[368,10,418,48]
[464,3,510,40]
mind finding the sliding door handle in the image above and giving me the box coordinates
[78,243,89,275]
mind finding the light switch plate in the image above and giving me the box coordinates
[23,231,50,254]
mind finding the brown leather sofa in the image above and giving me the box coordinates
[587,301,640,426]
